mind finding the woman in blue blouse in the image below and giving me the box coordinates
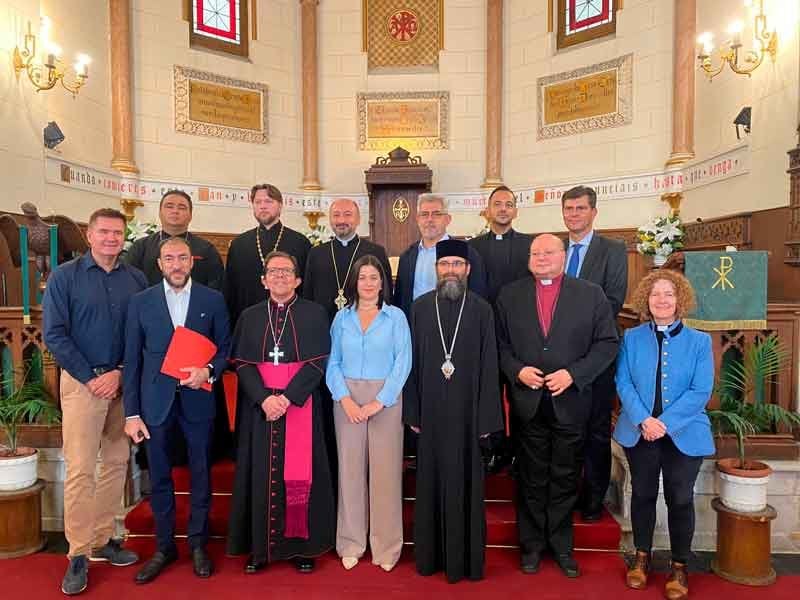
[613,269,714,600]
[326,254,412,573]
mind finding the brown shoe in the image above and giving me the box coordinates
[626,550,650,589]
[664,561,689,600]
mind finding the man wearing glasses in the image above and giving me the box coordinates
[393,193,487,319]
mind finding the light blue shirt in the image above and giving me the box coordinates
[413,233,449,300]
[326,303,412,407]
[565,229,594,277]
[163,277,191,328]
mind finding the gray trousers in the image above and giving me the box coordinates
[334,379,403,567]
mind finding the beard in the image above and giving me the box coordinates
[437,276,466,301]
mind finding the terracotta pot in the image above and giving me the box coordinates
[0,447,39,492]
[716,458,772,513]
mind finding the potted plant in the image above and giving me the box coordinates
[636,214,685,266]
[708,333,800,513]
[0,363,60,491]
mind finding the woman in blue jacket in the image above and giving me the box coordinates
[613,269,714,600]
[326,254,412,573]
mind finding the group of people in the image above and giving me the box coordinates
[42,182,715,600]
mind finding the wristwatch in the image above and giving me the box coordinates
[206,363,216,384]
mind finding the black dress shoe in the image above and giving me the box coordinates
[191,547,213,578]
[244,555,267,574]
[294,557,314,574]
[134,550,178,584]
[520,551,541,574]
[554,553,580,578]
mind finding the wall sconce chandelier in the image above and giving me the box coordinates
[696,0,777,81]
[13,17,90,97]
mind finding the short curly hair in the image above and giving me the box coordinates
[630,269,696,320]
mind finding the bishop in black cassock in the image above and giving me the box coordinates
[226,253,334,573]
[403,239,503,583]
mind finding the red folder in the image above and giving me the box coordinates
[160,326,217,392]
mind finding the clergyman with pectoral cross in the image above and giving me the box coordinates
[227,251,335,575]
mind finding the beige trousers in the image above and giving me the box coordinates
[334,379,403,567]
[60,370,130,558]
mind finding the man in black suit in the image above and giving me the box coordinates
[561,185,628,521]
[394,193,488,320]
[123,237,231,583]
[469,186,532,473]
[495,234,618,578]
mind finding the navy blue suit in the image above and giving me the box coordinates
[123,281,231,552]
[393,240,488,319]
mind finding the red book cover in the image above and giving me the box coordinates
[160,326,217,392]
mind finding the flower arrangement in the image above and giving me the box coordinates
[303,224,333,247]
[636,215,685,266]
[124,220,157,251]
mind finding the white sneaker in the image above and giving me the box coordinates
[341,557,358,570]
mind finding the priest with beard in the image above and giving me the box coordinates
[303,198,392,322]
[224,184,312,327]
[226,251,335,574]
[403,238,503,583]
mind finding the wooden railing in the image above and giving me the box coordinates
[0,307,59,404]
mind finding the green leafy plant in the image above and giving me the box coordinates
[708,333,800,468]
[0,363,60,457]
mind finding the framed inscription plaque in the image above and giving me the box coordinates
[174,65,268,144]
[537,53,633,139]
[357,91,449,151]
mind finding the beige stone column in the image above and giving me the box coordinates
[300,0,322,190]
[666,0,696,167]
[482,0,504,188]
[109,0,138,174]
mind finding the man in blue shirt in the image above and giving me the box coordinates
[43,208,147,596]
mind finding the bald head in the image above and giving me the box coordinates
[329,198,360,239]
[528,233,566,280]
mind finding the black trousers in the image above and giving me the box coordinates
[146,396,214,553]
[580,363,615,512]
[624,435,703,563]
[515,393,585,555]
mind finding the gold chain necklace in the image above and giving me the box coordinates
[256,222,285,267]
[331,237,362,311]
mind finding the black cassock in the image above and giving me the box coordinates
[403,290,503,583]
[223,222,311,326]
[226,297,335,563]
[302,236,393,323]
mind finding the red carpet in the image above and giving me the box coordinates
[1,542,796,600]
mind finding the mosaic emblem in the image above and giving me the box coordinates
[392,196,410,223]
[387,9,420,44]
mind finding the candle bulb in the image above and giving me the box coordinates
[19,226,31,325]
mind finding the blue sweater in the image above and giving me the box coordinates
[613,321,715,457]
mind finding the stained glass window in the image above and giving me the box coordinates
[189,0,249,57]
[557,0,616,50]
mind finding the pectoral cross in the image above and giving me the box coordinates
[269,345,284,366]
[334,290,347,311]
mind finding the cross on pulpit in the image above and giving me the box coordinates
[269,345,284,366]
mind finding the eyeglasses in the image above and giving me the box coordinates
[437,260,467,269]
[529,250,564,258]
[265,267,295,277]
[418,211,447,220]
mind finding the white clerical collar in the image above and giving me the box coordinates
[540,279,553,286]
[493,228,513,241]
[336,233,358,246]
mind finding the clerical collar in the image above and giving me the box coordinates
[269,294,296,309]
[492,228,513,241]
[537,273,564,287]
[336,233,358,247]
[651,320,684,337]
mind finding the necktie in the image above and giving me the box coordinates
[566,243,582,277]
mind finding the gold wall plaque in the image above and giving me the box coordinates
[174,65,268,144]
[537,53,633,139]
[358,91,449,151]
[392,196,410,223]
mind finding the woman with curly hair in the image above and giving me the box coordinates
[613,269,715,600]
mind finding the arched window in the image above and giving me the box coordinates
[556,0,617,50]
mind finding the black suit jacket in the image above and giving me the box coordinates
[565,233,628,317]
[393,240,488,319]
[495,276,619,425]
[469,229,532,304]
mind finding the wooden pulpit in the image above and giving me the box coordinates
[365,147,432,259]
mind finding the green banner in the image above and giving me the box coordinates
[683,251,767,330]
